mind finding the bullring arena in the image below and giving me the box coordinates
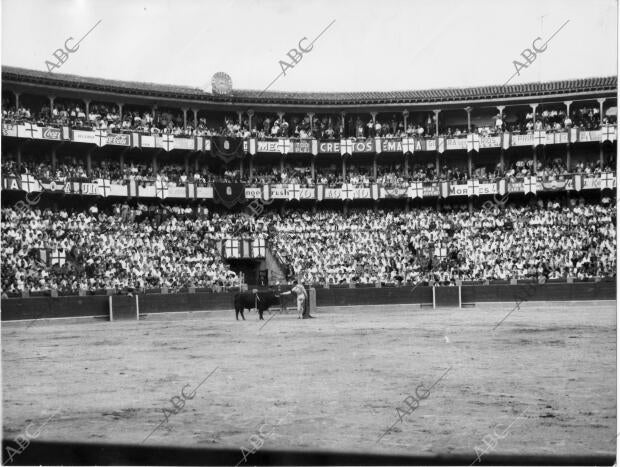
[2,297,617,464]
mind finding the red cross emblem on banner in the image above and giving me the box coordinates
[340,139,353,156]
[402,138,415,154]
[534,131,546,146]
[20,175,37,192]
[156,181,168,198]
[23,122,37,138]
[341,184,354,199]
[601,125,616,142]
[252,238,266,258]
[51,249,65,266]
[411,182,424,199]
[98,179,111,197]
[225,239,239,257]
[161,133,174,151]
[466,133,480,152]
[95,129,107,147]
[600,172,614,190]
[524,176,537,194]
[277,138,290,154]
[467,179,479,196]
[288,184,300,200]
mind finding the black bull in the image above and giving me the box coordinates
[233,291,280,321]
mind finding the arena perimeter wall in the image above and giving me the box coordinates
[1,282,615,322]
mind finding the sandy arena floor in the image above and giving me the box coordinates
[2,301,616,460]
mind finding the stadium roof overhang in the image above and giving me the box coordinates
[2,66,617,113]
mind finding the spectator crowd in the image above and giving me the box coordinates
[1,203,241,295]
[269,199,616,285]
[2,99,615,140]
[1,197,615,295]
[2,154,614,189]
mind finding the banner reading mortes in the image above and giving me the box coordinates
[211,137,245,163]
[212,183,245,208]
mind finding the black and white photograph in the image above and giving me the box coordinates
[0,0,618,465]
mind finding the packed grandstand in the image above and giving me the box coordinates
[2,199,615,296]
[1,67,617,296]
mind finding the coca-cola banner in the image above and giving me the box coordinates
[106,133,131,146]
[40,127,62,141]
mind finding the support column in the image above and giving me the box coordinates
[529,103,538,125]
[118,103,124,122]
[566,143,571,172]
[465,106,472,132]
[404,153,409,176]
[182,108,188,130]
[433,109,441,136]
[402,110,409,132]
[16,146,22,165]
[373,155,377,180]
[14,91,20,109]
[248,109,254,131]
[84,99,91,116]
[239,157,244,178]
[311,157,315,180]
[597,98,606,123]
[152,104,158,126]
[563,101,572,123]
[340,111,346,137]
[249,157,254,179]
[86,149,92,175]
[342,158,346,181]
[152,153,158,173]
[280,155,284,173]
[467,152,472,178]
[436,153,440,174]
[370,112,377,136]
[193,108,199,128]
[308,112,314,134]
[499,149,505,174]
[496,105,506,134]
[530,103,538,174]
[599,141,604,169]
[237,110,243,125]
[49,96,56,115]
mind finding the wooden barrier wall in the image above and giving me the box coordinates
[1,282,615,322]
